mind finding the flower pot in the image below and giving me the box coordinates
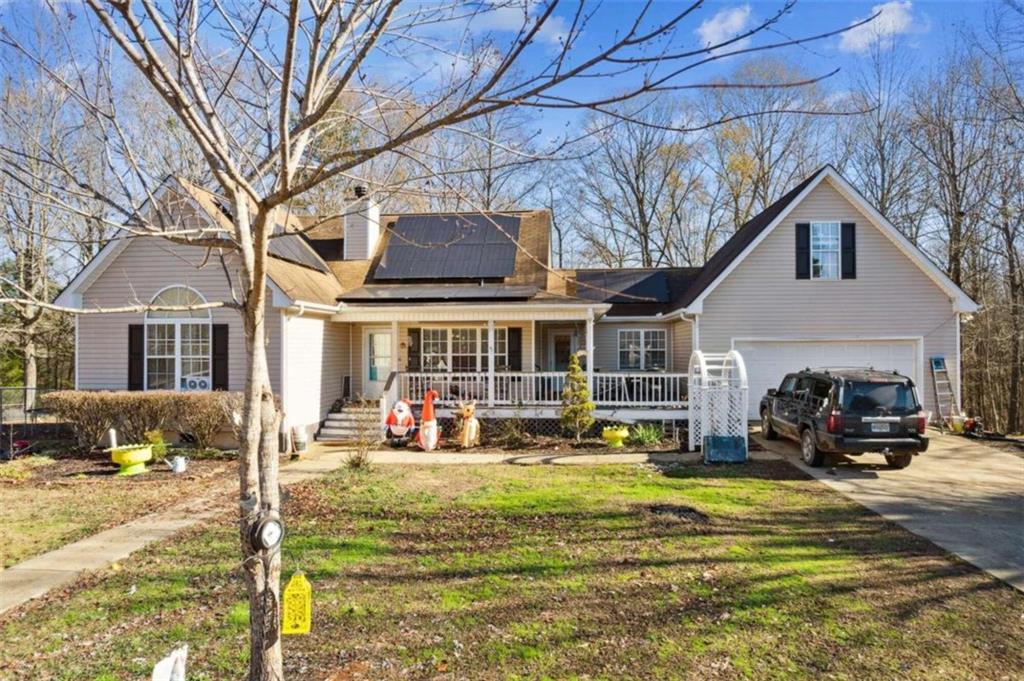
[602,426,630,448]
[109,444,153,476]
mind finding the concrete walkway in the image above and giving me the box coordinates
[756,431,1024,592]
[0,447,354,616]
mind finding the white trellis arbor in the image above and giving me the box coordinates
[687,350,749,453]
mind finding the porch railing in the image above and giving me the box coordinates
[398,371,688,408]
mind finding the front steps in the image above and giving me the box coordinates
[315,405,381,443]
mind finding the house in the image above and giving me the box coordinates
[55,166,977,440]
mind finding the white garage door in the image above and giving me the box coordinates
[734,339,920,418]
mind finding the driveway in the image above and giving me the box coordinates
[756,430,1024,591]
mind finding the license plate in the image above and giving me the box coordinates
[870,422,890,433]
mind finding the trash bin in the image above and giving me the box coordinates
[703,435,747,464]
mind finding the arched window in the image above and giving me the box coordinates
[144,286,212,391]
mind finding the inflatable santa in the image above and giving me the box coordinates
[384,399,416,447]
[417,389,441,452]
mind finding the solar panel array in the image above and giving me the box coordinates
[268,232,331,273]
[374,214,521,280]
[574,270,671,303]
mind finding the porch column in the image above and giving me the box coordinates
[585,308,595,398]
[390,320,399,380]
[487,319,495,406]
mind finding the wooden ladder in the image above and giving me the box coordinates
[929,357,956,431]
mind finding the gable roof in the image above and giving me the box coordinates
[673,167,827,310]
[669,165,978,315]
[55,177,342,310]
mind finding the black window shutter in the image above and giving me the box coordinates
[407,328,421,371]
[507,327,523,371]
[841,222,856,279]
[128,324,144,390]
[212,324,229,390]
[795,223,810,279]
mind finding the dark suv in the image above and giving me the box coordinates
[759,368,929,469]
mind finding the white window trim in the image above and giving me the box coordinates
[617,328,667,371]
[144,286,212,391]
[810,221,841,281]
[420,326,509,373]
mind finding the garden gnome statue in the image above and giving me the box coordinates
[384,399,416,447]
[417,389,441,451]
[457,400,480,448]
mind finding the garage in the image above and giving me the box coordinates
[733,338,921,418]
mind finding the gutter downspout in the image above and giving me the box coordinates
[680,311,699,352]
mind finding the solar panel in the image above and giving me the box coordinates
[375,214,521,280]
[574,270,670,303]
[268,232,331,273]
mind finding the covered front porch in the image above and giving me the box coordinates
[331,302,689,420]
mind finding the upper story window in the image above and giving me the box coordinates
[145,286,211,391]
[618,329,667,371]
[810,222,840,280]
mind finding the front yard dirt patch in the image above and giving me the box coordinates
[1,462,1021,680]
[0,448,235,568]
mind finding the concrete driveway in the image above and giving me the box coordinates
[756,430,1024,591]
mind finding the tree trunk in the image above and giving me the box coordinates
[22,318,37,410]
[236,204,284,680]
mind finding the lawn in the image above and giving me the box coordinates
[0,449,235,568]
[0,461,1021,680]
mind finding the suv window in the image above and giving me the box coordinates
[842,381,918,415]
[811,380,832,401]
[778,376,797,397]
[794,377,815,400]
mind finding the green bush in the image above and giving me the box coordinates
[628,423,663,446]
[144,429,168,459]
[560,351,595,444]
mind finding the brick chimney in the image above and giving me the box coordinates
[343,186,380,260]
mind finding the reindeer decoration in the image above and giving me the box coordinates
[457,400,480,449]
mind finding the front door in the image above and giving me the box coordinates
[551,332,576,372]
[364,328,392,398]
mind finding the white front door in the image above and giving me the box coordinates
[734,338,921,418]
[364,328,393,399]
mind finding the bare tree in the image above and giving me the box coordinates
[571,98,707,267]
[702,58,829,228]
[835,40,927,242]
[0,1,871,677]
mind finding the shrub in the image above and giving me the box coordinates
[40,391,119,450]
[116,391,177,443]
[144,429,168,459]
[560,351,595,444]
[629,423,663,446]
[175,392,230,451]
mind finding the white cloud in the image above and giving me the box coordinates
[839,1,921,54]
[468,1,569,46]
[696,5,753,54]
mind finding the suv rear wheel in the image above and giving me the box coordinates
[800,428,825,467]
[885,453,913,469]
[761,409,778,440]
